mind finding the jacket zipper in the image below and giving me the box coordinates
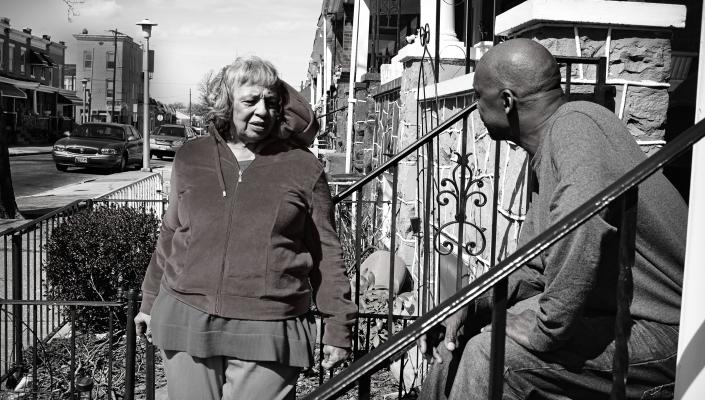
[214,159,240,314]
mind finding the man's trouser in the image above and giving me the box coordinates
[419,296,677,400]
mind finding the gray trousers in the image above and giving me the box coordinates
[419,296,677,400]
[162,350,301,400]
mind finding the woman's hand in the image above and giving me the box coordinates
[134,312,152,343]
[321,345,350,369]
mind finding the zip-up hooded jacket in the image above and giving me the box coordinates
[140,83,356,348]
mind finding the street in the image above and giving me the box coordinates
[10,153,173,206]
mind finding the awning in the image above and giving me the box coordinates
[0,82,27,99]
[1,77,39,90]
[35,84,58,93]
[40,53,56,67]
[57,91,83,105]
[29,50,48,66]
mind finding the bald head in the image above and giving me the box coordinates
[476,39,561,99]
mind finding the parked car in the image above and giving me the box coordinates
[149,124,197,159]
[192,126,207,136]
[52,122,144,172]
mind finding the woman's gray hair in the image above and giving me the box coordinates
[206,56,280,140]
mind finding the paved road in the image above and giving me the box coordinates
[10,153,173,197]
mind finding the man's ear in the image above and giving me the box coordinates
[500,89,516,115]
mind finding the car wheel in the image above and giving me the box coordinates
[56,164,68,172]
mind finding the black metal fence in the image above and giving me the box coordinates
[0,199,165,382]
[1,291,158,400]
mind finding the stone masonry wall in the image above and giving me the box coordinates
[524,27,672,155]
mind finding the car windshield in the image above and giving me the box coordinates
[74,125,125,140]
[156,126,186,137]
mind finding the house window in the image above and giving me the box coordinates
[49,68,53,85]
[20,47,26,73]
[8,44,14,72]
[83,50,92,69]
[106,79,114,98]
[0,39,4,70]
[106,50,115,69]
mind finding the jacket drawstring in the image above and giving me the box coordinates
[214,137,227,197]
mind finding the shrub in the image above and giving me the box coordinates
[44,204,160,331]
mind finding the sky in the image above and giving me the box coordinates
[2,0,322,105]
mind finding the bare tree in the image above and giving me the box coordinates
[62,0,84,21]
[0,107,22,219]
[198,69,221,107]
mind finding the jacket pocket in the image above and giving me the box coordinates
[266,193,313,296]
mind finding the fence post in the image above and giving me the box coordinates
[124,289,137,400]
[146,342,155,400]
[12,234,23,369]
[611,187,637,400]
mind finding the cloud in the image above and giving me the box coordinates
[151,23,239,40]
[76,0,123,18]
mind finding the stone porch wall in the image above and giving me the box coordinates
[524,26,672,155]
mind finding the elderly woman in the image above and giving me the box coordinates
[135,56,356,400]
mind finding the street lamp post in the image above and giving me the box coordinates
[137,18,157,172]
[81,78,88,123]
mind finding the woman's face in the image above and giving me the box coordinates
[230,83,280,144]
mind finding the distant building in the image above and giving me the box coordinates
[72,29,144,124]
[0,16,81,144]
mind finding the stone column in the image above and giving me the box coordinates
[418,0,465,59]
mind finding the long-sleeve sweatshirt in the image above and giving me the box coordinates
[477,101,687,352]
[140,133,356,348]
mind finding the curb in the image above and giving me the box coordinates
[9,151,53,157]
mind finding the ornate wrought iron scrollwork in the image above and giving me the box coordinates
[433,151,487,257]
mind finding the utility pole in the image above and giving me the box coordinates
[107,29,125,123]
[188,88,192,125]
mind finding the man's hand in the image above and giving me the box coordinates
[321,345,350,369]
[481,309,535,349]
[417,306,468,364]
[134,312,152,343]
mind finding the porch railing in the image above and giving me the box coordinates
[307,108,705,399]
[1,200,92,378]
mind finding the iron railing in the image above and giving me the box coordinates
[0,291,156,400]
[1,200,92,378]
[306,114,705,399]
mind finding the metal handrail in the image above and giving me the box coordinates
[332,102,477,203]
[306,116,705,399]
[0,199,91,236]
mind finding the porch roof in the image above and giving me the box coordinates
[0,81,27,99]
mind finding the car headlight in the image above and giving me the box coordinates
[53,144,66,151]
[100,148,118,155]
[173,140,184,146]
[150,138,156,144]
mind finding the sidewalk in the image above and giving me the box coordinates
[15,164,172,219]
[8,146,53,157]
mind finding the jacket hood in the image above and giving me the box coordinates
[279,80,319,147]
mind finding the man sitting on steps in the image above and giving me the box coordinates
[418,38,687,400]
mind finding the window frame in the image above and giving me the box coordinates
[8,43,15,72]
[106,79,114,98]
[19,47,26,74]
[106,50,115,69]
[83,50,92,69]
